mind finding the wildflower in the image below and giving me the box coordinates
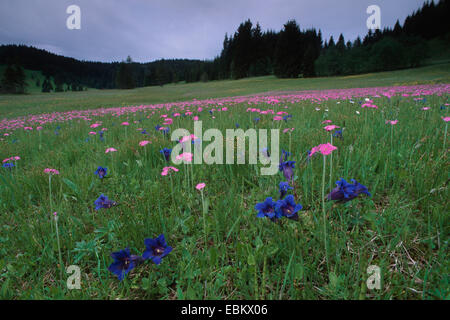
[105,147,117,153]
[94,194,117,210]
[2,163,15,169]
[276,195,302,220]
[442,117,450,122]
[44,168,60,175]
[324,125,340,132]
[255,197,280,221]
[253,117,260,123]
[327,178,371,203]
[160,148,172,161]
[141,129,148,135]
[176,152,193,162]
[94,166,108,179]
[279,181,293,199]
[196,183,206,190]
[161,166,179,176]
[108,248,143,281]
[139,140,151,147]
[385,120,398,125]
[322,120,332,124]
[279,160,296,181]
[333,129,343,139]
[143,234,173,265]
[273,116,283,121]
[121,122,129,126]
[309,143,337,157]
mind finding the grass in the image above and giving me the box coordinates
[0,62,449,119]
[0,68,448,300]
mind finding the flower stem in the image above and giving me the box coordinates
[54,215,63,282]
[322,155,329,272]
[201,190,207,247]
[329,134,333,191]
[444,123,448,151]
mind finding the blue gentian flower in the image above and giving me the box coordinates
[283,115,292,122]
[99,131,105,142]
[141,129,148,135]
[2,163,15,169]
[94,166,108,179]
[333,129,343,139]
[142,234,173,265]
[162,127,170,135]
[108,248,143,281]
[94,194,117,210]
[276,195,302,220]
[160,148,172,161]
[282,149,291,161]
[255,197,281,221]
[327,178,371,203]
[209,110,213,115]
[279,182,293,199]
[155,125,162,131]
[235,123,240,128]
[279,161,296,182]
[253,117,260,123]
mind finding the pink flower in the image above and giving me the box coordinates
[443,117,450,122]
[3,156,20,163]
[310,143,337,157]
[161,166,179,176]
[176,152,193,162]
[139,140,151,147]
[24,127,33,131]
[36,126,43,130]
[105,148,117,153]
[283,128,294,133]
[324,125,340,131]
[385,120,398,125]
[163,118,173,125]
[196,183,206,190]
[422,107,430,111]
[273,116,283,121]
[89,131,97,135]
[193,116,199,121]
[44,168,60,175]
[180,134,199,143]
[90,123,101,128]
[121,122,129,126]
[322,120,332,124]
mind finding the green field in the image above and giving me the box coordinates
[1,62,449,119]
[0,65,448,300]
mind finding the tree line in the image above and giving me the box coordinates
[0,0,448,94]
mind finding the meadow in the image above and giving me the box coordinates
[0,72,449,299]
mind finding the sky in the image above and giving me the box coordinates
[0,0,430,63]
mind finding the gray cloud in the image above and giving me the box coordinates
[0,0,429,62]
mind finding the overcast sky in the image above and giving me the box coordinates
[0,0,429,63]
